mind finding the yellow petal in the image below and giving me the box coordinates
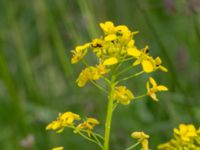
[99,21,115,34]
[104,34,117,41]
[103,57,118,66]
[150,93,158,101]
[126,89,134,99]
[157,85,168,91]
[146,81,150,93]
[86,118,99,125]
[141,139,149,150]
[159,66,168,72]
[120,99,130,105]
[127,47,141,57]
[142,60,154,73]
[131,131,149,139]
[52,146,64,150]
[149,77,157,87]
[127,40,135,47]
[75,43,90,52]
[115,25,129,32]
[155,57,162,65]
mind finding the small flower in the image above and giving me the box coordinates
[129,46,155,73]
[100,21,116,35]
[158,124,200,149]
[74,118,99,136]
[131,131,149,139]
[113,86,134,105]
[131,131,149,150]
[46,112,80,133]
[154,57,168,72]
[52,146,64,150]
[146,77,168,101]
[71,43,90,64]
[174,124,197,142]
[76,64,108,87]
[128,46,168,73]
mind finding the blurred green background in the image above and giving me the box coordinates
[0,0,200,149]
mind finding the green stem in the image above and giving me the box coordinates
[134,94,146,100]
[125,141,140,150]
[117,71,144,83]
[92,133,103,148]
[116,65,133,77]
[78,132,103,149]
[112,101,119,112]
[90,80,108,94]
[103,77,116,150]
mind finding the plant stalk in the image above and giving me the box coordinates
[103,77,116,150]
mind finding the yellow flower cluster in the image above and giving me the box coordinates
[158,124,200,150]
[113,86,134,105]
[71,21,168,88]
[76,64,108,87]
[46,111,99,134]
[74,118,99,136]
[46,112,80,133]
[46,112,100,150]
[131,131,150,150]
[146,77,168,101]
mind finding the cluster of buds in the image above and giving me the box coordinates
[158,124,200,149]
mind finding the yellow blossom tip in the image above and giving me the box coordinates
[133,31,139,35]
[52,146,64,150]
[131,131,149,139]
[103,57,118,66]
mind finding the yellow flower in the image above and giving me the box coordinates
[146,77,168,101]
[75,43,90,52]
[158,124,200,149]
[115,25,132,44]
[71,43,90,64]
[100,21,116,34]
[113,86,134,105]
[174,124,197,142]
[74,118,99,135]
[128,46,168,73]
[52,146,64,150]
[141,59,154,73]
[115,25,129,34]
[129,46,155,73]
[91,38,104,57]
[154,57,168,72]
[131,131,149,139]
[131,131,149,150]
[103,57,118,66]
[46,112,80,133]
[59,112,80,125]
[76,64,108,87]
[91,38,104,48]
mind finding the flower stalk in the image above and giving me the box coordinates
[103,76,116,150]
